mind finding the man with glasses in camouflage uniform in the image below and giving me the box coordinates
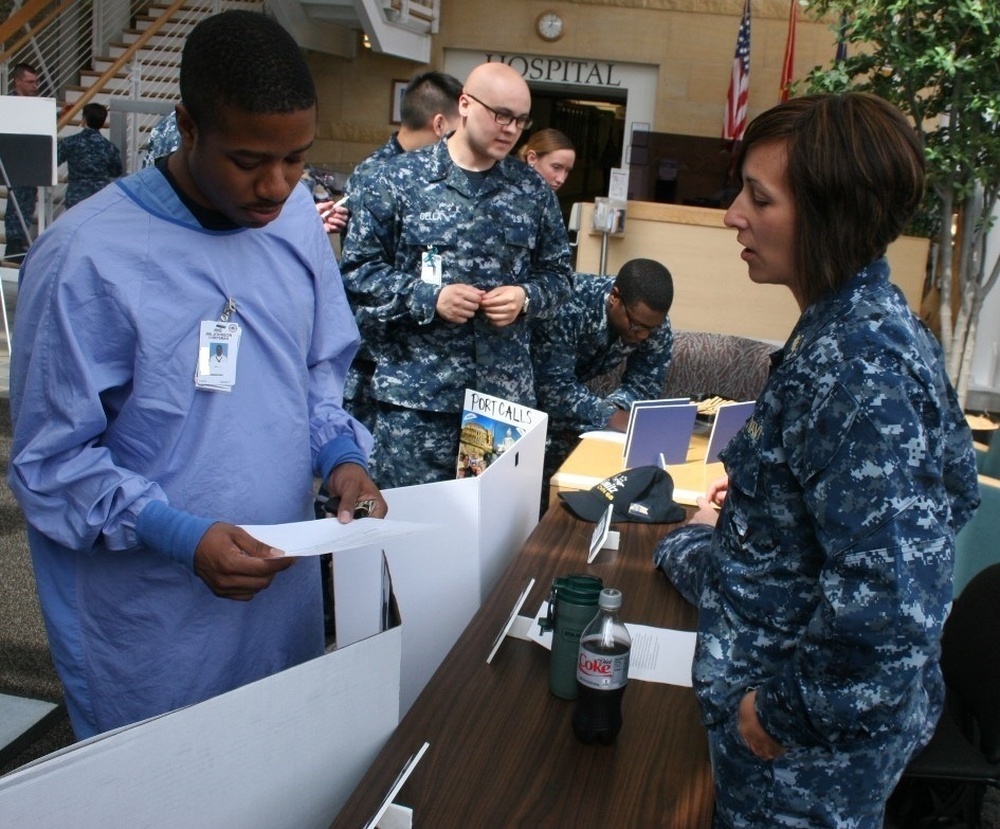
[341,61,572,488]
[532,258,675,494]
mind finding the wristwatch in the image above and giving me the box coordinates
[521,290,531,317]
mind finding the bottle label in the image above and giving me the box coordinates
[577,649,629,690]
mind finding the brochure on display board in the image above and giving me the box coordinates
[456,389,545,478]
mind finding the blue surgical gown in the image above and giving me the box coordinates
[8,167,371,737]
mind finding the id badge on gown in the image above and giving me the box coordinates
[195,317,242,393]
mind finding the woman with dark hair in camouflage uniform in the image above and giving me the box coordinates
[655,93,980,828]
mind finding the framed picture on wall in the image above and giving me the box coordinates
[390,80,407,124]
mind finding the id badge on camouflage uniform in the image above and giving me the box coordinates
[420,246,442,286]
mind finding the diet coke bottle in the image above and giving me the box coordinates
[572,587,631,744]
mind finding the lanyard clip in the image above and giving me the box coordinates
[220,297,237,322]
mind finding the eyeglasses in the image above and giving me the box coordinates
[464,92,533,131]
[622,303,661,333]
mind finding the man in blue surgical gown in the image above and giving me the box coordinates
[7,10,385,739]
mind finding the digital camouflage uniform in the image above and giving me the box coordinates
[654,258,980,828]
[3,90,36,257]
[340,137,572,488]
[141,111,181,168]
[58,128,123,209]
[340,132,405,432]
[345,133,404,196]
[3,185,36,256]
[532,272,674,482]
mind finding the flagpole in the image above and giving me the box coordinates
[780,0,797,102]
[835,11,849,63]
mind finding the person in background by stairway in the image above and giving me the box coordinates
[57,103,123,210]
[3,63,41,262]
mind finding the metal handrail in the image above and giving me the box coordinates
[3,0,100,102]
[57,0,190,129]
[0,0,54,48]
[2,1,264,169]
[3,1,79,65]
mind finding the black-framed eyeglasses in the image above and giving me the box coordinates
[464,92,533,131]
[622,303,660,333]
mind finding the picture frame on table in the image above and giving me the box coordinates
[390,80,407,125]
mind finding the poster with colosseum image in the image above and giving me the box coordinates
[456,389,544,479]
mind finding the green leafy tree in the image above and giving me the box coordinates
[803,0,1000,403]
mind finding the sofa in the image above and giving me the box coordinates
[585,329,776,403]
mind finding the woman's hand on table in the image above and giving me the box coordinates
[706,475,729,507]
[689,496,720,527]
[688,475,729,527]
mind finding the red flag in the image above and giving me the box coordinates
[724,0,751,141]
[780,0,796,102]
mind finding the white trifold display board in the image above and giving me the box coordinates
[0,404,548,828]
[0,558,402,829]
[342,404,548,713]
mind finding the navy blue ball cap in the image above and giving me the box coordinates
[559,466,686,524]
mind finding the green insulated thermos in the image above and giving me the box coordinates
[539,574,604,699]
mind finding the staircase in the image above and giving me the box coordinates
[1,1,238,259]
[62,1,267,172]
[1,0,440,259]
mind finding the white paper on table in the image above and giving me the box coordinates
[486,577,536,664]
[239,517,434,557]
[627,623,696,687]
[526,600,696,688]
[578,430,626,444]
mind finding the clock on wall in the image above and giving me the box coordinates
[536,11,565,42]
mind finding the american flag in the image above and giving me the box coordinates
[724,0,752,141]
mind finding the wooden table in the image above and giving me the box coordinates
[330,505,713,828]
[549,431,724,509]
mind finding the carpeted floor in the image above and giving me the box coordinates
[0,279,77,776]
[0,405,77,776]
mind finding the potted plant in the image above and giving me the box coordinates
[804,0,1000,404]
